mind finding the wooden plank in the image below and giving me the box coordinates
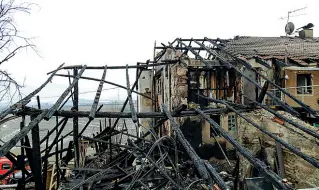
[89,66,107,119]
[73,68,80,168]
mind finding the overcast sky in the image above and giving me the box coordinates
[1,0,319,104]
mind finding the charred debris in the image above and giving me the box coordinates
[0,36,319,189]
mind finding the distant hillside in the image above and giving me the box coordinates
[0,99,136,111]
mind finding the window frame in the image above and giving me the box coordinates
[296,74,313,95]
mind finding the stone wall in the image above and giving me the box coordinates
[237,109,319,188]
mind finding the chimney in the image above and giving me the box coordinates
[299,29,313,39]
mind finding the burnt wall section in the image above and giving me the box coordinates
[138,69,153,139]
[237,109,319,188]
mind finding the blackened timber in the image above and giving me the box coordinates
[126,64,138,123]
[206,37,316,117]
[31,114,45,190]
[44,65,87,120]
[161,104,212,183]
[195,108,291,190]
[0,63,65,120]
[79,105,104,136]
[47,61,178,74]
[200,95,319,169]
[54,74,155,102]
[0,110,48,157]
[73,68,80,168]
[22,107,231,118]
[55,117,60,188]
[257,81,269,103]
[89,66,107,119]
[193,39,299,117]
[244,96,319,140]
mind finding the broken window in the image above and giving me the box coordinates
[228,115,236,132]
[210,115,221,137]
[297,74,312,94]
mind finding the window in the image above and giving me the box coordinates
[228,115,236,132]
[297,74,312,94]
[2,164,10,170]
[210,115,221,137]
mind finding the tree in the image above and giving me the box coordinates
[0,0,37,104]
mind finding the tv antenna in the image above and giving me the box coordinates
[279,6,307,36]
[279,6,307,22]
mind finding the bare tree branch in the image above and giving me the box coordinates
[0,0,38,106]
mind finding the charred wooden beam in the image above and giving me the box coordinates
[21,107,231,119]
[55,117,60,188]
[0,63,65,120]
[126,64,138,123]
[199,95,319,169]
[31,112,45,189]
[191,39,299,117]
[257,81,269,103]
[89,66,107,119]
[161,104,212,183]
[195,108,291,190]
[73,68,80,168]
[47,61,178,74]
[44,65,87,120]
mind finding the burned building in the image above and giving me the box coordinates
[0,35,318,189]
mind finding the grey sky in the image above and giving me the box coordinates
[1,0,318,104]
